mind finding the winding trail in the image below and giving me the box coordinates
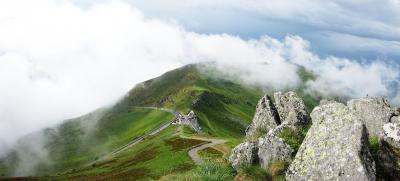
[140,107,227,165]
[93,107,226,165]
[181,136,226,165]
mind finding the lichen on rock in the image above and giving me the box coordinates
[348,97,396,137]
[229,141,258,170]
[245,95,280,140]
[274,91,308,125]
[231,91,309,172]
[257,123,294,170]
[286,102,376,181]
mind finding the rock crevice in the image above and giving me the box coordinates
[230,91,309,170]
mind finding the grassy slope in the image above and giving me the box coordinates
[56,125,206,180]
[0,63,319,179]
[0,108,175,177]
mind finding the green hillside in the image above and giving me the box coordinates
[0,63,319,179]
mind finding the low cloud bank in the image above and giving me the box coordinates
[0,0,398,156]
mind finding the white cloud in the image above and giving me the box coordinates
[0,0,399,151]
[126,0,400,59]
[0,0,185,146]
[127,0,400,40]
[279,35,400,100]
[312,32,400,56]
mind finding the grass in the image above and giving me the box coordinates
[237,164,269,181]
[0,108,175,177]
[182,125,197,136]
[164,137,207,151]
[195,161,236,181]
[159,161,236,181]
[236,161,288,181]
[198,147,224,161]
[368,136,394,180]
[57,125,205,180]
[278,125,310,157]
[368,136,379,154]
[268,161,288,181]
[248,128,270,141]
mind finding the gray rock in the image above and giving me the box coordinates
[378,140,400,179]
[383,120,400,143]
[256,92,309,170]
[382,118,400,142]
[319,99,337,106]
[172,110,203,133]
[348,97,395,137]
[286,102,376,181]
[232,92,309,171]
[229,141,258,170]
[378,116,400,178]
[246,95,280,140]
[258,123,294,169]
[274,91,307,125]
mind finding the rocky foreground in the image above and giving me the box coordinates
[230,92,400,180]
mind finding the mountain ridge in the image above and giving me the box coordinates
[0,63,322,179]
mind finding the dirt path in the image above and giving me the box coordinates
[142,107,228,165]
[182,136,226,165]
[93,107,227,166]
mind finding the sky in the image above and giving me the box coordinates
[0,0,399,149]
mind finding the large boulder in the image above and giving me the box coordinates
[348,97,396,137]
[257,123,294,169]
[383,119,400,144]
[286,102,376,181]
[229,141,258,170]
[255,92,309,169]
[274,91,307,125]
[378,115,400,179]
[246,95,280,140]
[232,92,310,171]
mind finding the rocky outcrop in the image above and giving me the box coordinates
[383,120,400,143]
[286,102,376,181]
[172,110,203,133]
[348,97,396,137]
[378,115,400,178]
[345,97,400,180]
[245,95,280,140]
[229,141,258,169]
[233,93,400,179]
[319,99,337,106]
[258,123,294,169]
[274,92,307,125]
[231,91,308,171]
